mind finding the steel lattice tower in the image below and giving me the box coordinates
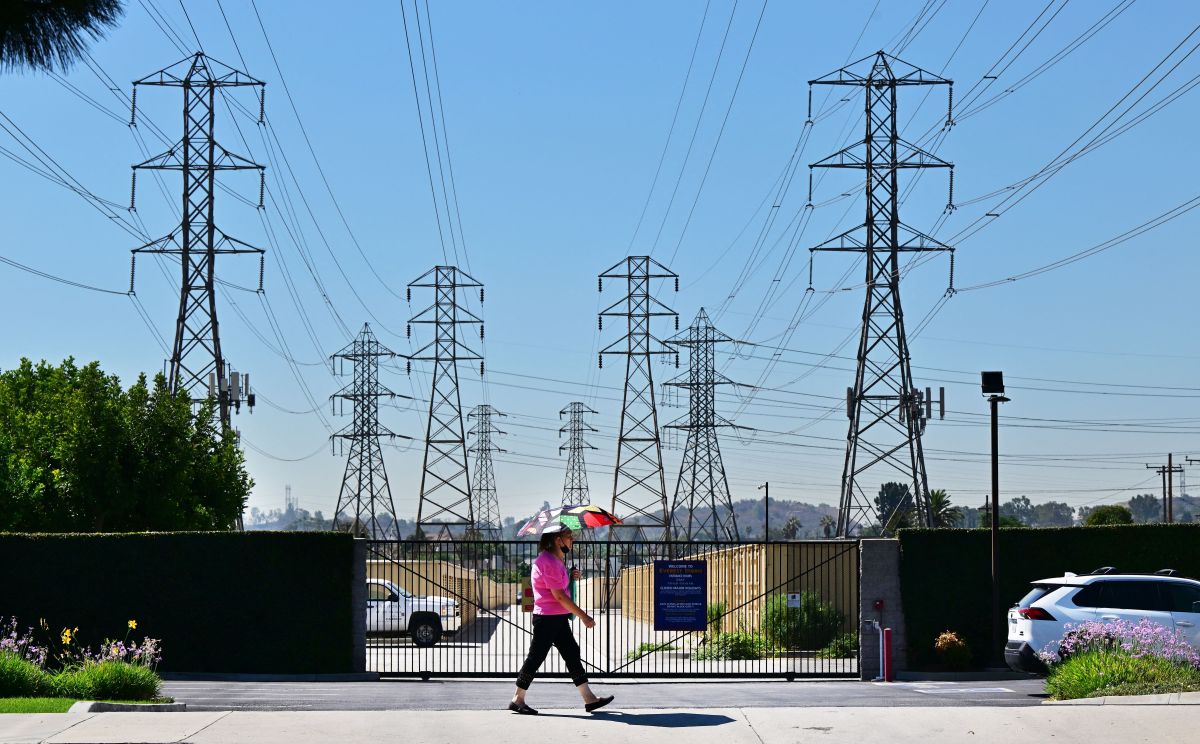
[599,256,678,541]
[664,309,741,542]
[129,52,265,434]
[559,402,598,506]
[408,266,484,538]
[467,404,505,539]
[330,323,408,540]
[808,52,954,536]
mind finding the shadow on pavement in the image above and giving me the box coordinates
[545,711,737,727]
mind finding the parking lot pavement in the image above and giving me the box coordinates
[162,677,1047,711]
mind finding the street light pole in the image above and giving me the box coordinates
[758,482,769,543]
[982,372,1009,667]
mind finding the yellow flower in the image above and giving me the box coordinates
[60,629,72,645]
[128,619,137,630]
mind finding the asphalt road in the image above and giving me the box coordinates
[163,678,1047,711]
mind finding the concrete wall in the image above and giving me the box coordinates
[859,539,907,680]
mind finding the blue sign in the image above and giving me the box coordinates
[653,560,708,631]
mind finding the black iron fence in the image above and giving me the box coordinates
[364,539,859,679]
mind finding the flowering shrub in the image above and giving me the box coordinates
[1037,619,1200,668]
[0,617,162,673]
[1038,619,1200,700]
[933,630,972,670]
[0,617,48,668]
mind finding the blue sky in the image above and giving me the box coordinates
[1,0,1198,524]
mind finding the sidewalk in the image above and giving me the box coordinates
[3,703,1199,744]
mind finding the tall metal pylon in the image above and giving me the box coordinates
[598,256,678,541]
[408,266,484,538]
[467,404,505,539]
[330,323,409,540]
[559,402,598,506]
[664,309,741,542]
[129,52,265,434]
[808,52,954,536]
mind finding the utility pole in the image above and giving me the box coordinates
[129,52,265,531]
[468,404,505,540]
[665,309,742,542]
[599,256,678,542]
[758,482,769,543]
[808,52,954,537]
[559,402,598,507]
[330,323,409,540]
[408,266,484,539]
[1146,456,1184,523]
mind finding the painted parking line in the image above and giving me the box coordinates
[914,688,1015,694]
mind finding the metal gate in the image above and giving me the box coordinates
[365,539,859,679]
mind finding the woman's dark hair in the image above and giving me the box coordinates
[538,530,569,553]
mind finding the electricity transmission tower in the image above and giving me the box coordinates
[408,266,484,538]
[664,308,741,542]
[330,323,408,540]
[599,256,678,541]
[559,402,598,506]
[468,404,505,539]
[129,52,265,434]
[808,52,954,537]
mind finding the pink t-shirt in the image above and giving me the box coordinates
[531,551,571,615]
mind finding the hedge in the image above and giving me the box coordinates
[0,532,355,674]
[897,524,1200,669]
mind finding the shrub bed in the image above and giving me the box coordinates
[1040,619,1200,700]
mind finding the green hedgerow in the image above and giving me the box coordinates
[0,652,49,697]
[625,641,678,661]
[1045,650,1200,700]
[817,632,859,659]
[692,632,767,661]
[50,661,161,701]
[760,593,844,650]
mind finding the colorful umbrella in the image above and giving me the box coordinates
[516,504,622,537]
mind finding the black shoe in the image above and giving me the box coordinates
[585,695,614,713]
[509,701,539,715]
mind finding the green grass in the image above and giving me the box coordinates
[0,698,77,714]
[1045,650,1200,700]
[1,652,162,702]
[0,697,176,714]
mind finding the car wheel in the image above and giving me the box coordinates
[411,618,442,647]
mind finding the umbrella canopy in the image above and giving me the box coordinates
[516,504,622,537]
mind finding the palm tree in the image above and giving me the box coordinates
[781,516,802,540]
[1,1,123,73]
[819,514,835,538]
[929,489,964,528]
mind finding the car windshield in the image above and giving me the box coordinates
[1017,584,1058,608]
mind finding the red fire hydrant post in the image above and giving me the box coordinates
[882,627,894,682]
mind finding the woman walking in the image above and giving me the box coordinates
[510,523,614,715]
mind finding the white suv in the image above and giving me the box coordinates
[1006,567,1200,674]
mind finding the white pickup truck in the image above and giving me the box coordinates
[366,578,461,647]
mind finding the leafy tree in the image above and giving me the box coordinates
[0,358,251,531]
[1031,501,1074,527]
[999,496,1035,526]
[0,1,123,73]
[928,489,963,528]
[874,482,914,532]
[1085,505,1133,526]
[1127,493,1162,523]
[978,506,1024,529]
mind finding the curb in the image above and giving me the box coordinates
[1045,691,1200,706]
[68,701,188,713]
[895,671,1034,682]
[162,672,381,682]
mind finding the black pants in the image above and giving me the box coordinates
[516,614,587,689]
